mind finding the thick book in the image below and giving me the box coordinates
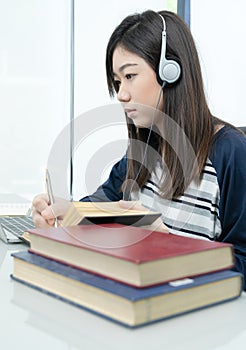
[26,223,235,287]
[61,201,161,226]
[11,251,242,328]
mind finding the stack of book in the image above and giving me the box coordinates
[11,203,243,328]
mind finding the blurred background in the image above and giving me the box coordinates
[0,0,245,202]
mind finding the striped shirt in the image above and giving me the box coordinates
[137,159,221,240]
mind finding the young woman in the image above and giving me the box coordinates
[32,10,246,289]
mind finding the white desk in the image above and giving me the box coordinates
[1,240,246,350]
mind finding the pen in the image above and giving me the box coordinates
[45,168,58,228]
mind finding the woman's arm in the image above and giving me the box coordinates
[210,127,246,290]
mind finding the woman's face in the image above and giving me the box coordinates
[112,46,164,129]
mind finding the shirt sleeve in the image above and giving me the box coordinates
[210,127,246,290]
[80,155,127,202]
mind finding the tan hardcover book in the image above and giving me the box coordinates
[61,201,161,227]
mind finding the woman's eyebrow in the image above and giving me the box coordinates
[113,63,138,75]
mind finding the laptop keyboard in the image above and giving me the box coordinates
[0,216,35,239]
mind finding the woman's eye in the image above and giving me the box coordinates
[125,74,135,80]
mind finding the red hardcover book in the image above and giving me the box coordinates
[26,223,235,287]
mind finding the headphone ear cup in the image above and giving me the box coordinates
[159,59,181,84]
[158,14,181,85]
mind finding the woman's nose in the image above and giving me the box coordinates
[117,84,131,102]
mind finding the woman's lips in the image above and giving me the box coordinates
[124,108,137,118]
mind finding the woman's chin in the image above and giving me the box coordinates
[133,121,153,129]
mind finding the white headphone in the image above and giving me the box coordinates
[158,14,181,84]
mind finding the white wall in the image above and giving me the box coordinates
[0,0,70,199]
[190,0,246,126]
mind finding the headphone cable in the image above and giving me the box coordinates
[124,81,166,200]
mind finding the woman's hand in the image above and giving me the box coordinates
[32,194,69,228]
[118,200,169,233]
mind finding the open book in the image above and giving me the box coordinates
[61,201,161,227]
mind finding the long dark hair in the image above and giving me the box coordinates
[106,10,220,199]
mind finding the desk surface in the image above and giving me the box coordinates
[1,241,246,350]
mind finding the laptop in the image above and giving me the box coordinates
[0,193,35,244]
[0,216,35,243]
